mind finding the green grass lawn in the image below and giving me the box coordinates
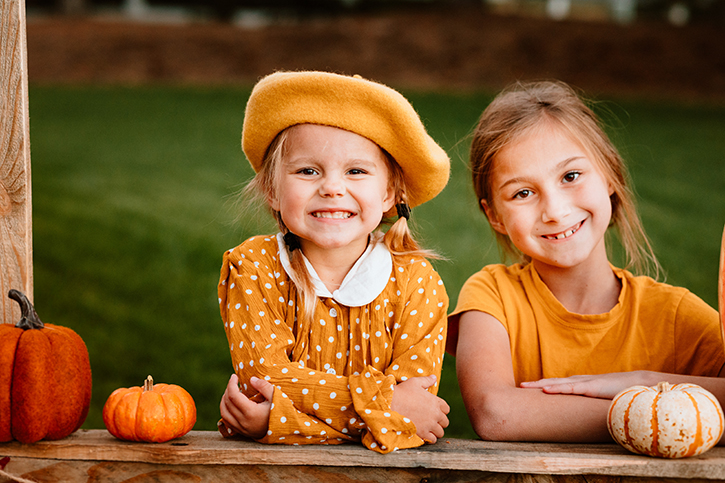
[26,85,725,440]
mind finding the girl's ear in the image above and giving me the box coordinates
[481,199,508,235]
[267,191,280,212]
[382,185,396,214]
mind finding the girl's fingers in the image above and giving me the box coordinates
[520,377,570,387]
[439,413,450,429]
[228,373,240,387]
[250,376,275,401]
[438,397,451,414]
[224,377,256,414]
[220,396,243,433]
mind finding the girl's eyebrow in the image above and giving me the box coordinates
[497,156,584,191]
[284,155,315,166]
[348,158,381,168]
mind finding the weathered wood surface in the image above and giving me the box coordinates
[2,430,725,482]
[0,0,33,325]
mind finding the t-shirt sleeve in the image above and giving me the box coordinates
[451,266,507,322]
[674,291,725,376]
[447,265,507,355]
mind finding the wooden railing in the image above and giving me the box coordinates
[2,430,725,482]
[0,0,33,325]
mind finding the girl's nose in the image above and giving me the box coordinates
[541,192,571,223]
[319,174,346,197]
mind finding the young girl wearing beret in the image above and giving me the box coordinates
[217,71,451,453]
[448,80,724,442]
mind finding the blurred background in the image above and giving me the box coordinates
[21,0,725,439]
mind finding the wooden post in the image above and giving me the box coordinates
[0,0,33,324]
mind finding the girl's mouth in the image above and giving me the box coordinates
[312,211,353,219]
[542,221,583,240]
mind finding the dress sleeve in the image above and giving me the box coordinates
[384,259,449,387]
[219,241,385,450]
[219,245,449,453]
[349,258,450,451]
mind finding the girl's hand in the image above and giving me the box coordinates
[219,374,275,439]
[391,375,450,444]
[520,371,658,399]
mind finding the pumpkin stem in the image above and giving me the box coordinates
[656,381,672,392]
[8,289,44,330]
[144,375,154,392]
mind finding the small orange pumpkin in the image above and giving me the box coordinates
[103,375,196,442]
[0,290,92,443]
[608,382,724,458]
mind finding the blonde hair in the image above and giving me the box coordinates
[245,126,436,323]
[470,80,660,278]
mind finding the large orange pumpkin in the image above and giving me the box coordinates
[608,382,724,458]
[0,290,92,443]
[103,375,196,443]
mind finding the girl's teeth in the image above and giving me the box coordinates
[547,223,580,240]
[314,212,351,219]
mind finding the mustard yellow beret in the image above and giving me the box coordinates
[242,71,450,208]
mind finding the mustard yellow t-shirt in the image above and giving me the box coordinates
[218,234,449,453]
[449,263,724,385]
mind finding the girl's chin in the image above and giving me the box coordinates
[300,237,369,253]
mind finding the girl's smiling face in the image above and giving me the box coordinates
[483,122,614,272]
[271,124,395,260]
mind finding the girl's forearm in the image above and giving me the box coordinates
[467,386,613,443]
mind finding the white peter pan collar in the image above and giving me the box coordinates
[276,232,392,307]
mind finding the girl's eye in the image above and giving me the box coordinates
[563,171,580,183]
[513,189,532,200]
[298,168,318,176]
[348,168,366,175]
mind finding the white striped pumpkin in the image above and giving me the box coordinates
[607,382,724,458]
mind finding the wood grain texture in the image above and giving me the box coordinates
[5,458,722,483]
[0,0,33,325]
[2,431,725,481]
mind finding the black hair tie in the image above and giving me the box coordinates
[396,203,411,220]
[284,232,301,251]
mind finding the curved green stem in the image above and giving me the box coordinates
[8,289,44,330]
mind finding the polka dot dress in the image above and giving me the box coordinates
[218,235,449,453]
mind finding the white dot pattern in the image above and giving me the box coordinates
[218,235,449,454]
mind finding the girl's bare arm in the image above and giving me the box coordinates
[456,310,612,442]
[522,365,725,400]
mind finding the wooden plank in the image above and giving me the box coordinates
[3,431,725,481]
[0,0,33,325]
[3,456,723,483]
[0,457,515,483]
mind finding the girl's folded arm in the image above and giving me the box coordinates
[524,364,725,401]
[383,266,450,442]
[456,310,611,442]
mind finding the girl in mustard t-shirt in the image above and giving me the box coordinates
[449,80,725,442]
[217,71,451,453]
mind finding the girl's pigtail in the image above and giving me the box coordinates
[382,192,439,260]
[288,246,318,324]
[273,211,319,323]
